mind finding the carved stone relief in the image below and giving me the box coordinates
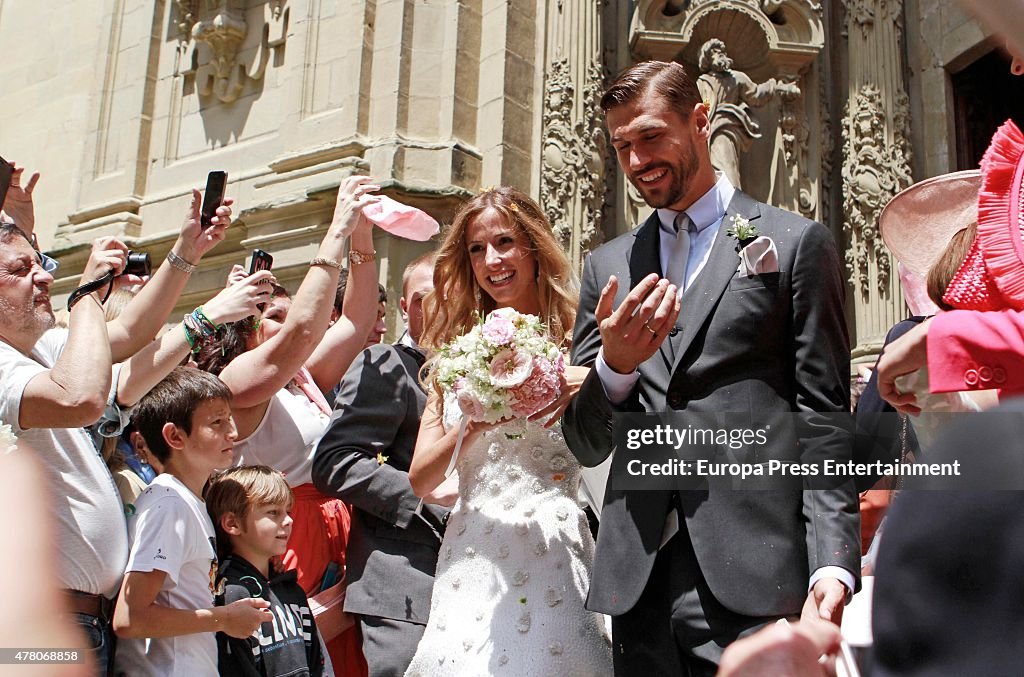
[841,84,912,294]
[817,61,834,226]
[842,0,904,40]
[540,58,607,251]
[842,0,876,34]
[697,38,801,189]
[174,0,289,104]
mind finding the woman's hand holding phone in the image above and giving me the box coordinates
[176,183,233,265]
[203,270,275,325]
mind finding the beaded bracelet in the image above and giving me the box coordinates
[183,311,212,338]
[181,318,200,354]
[194,306,223,333]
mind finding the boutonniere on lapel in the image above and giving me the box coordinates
[726,215,759,248]
[726,215,779,277]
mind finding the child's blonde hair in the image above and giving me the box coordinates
[205,465,293,559]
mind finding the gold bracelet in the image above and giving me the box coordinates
[348,249,376,265]
[167,249,197,274]
[310,256,343,270]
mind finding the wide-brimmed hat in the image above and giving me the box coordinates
[943,120,1024,310]
[879,170,981,279]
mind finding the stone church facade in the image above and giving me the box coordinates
[1,0,1019,366]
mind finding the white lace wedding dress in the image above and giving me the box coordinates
[405,399,612,676]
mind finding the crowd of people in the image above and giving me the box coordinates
[2,8,1023,677]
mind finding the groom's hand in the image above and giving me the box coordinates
[801,578,846,626]
[596,274,680,374]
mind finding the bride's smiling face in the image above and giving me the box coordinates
[466,208,540,314]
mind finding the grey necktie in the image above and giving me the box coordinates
[669,212,695,294]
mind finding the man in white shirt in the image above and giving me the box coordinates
[0,183,234,674]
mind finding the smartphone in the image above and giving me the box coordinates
[249,249,273,312]
[200,170,228,227]
[0,157,14,214]
[248,248,273,275]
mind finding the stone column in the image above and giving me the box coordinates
[840,0,914,361]
[538,0,609,270]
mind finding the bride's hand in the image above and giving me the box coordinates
[527,365,590,428]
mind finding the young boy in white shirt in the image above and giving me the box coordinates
[113,367,272,676]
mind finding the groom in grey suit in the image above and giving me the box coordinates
[313,253,452,676]
[562,61,859,675]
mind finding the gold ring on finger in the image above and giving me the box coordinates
[643,322,657,336]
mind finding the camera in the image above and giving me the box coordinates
[123,251,151,277]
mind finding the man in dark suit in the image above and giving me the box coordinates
[562,60,859,675]
[313,253,452,676]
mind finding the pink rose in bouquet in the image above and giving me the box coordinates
[455,378,486,420]
[489,348,534,388]
[481,313,516,346]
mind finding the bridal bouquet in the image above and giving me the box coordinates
[433,308,565,424]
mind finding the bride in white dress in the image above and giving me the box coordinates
[406,187,611,676]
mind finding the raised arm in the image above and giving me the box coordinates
[19,238,126,430]
[305,216,380,393]
[107,189,233,362]
[1,163,40,238]
[217,176,380,409]
[115,271,273,407]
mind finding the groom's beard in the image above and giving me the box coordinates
[629,150,701,210]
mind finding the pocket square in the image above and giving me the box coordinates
[737,236,779,277]
[362,195,440,241]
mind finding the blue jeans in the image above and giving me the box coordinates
[71,612,114,677]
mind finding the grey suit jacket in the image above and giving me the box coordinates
[562,190,859,618]
[312,343,447,623]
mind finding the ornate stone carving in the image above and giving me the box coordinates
[540,58,607,251]
[173,1,199,41]
[892,89,912,173]
[175,0,288,104]
[760,0,823,20]
[779,92,807,167]
[842,0,904,39]
[841,84,912,294]
[192,5,248,102]
[696,38,800,189]
[818,62,834,226]
[842,0,875,35]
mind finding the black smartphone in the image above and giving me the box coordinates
[0,157,14,215]
[249,249,273,312]
[200,170,228,227]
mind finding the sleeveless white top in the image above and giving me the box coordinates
[232,384,330,487]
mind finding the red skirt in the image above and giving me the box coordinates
[286,483,367,677]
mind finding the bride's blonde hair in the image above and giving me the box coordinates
[419,187,578,359]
